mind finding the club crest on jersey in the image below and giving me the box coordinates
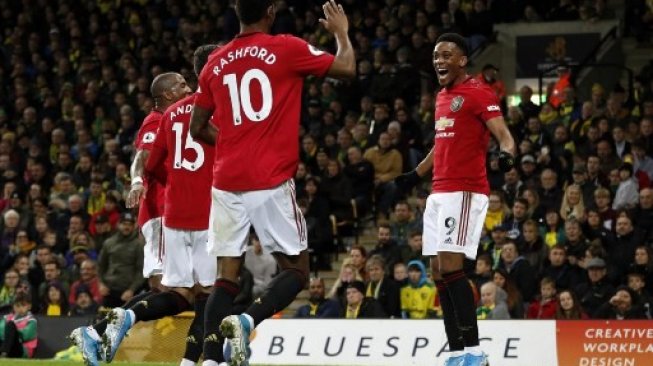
[450,96,464,112]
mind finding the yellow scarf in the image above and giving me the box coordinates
[366,279,382,299]
[346,304,361,319]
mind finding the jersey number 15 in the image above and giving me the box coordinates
[223,69,273,126]
[172,122,205,171]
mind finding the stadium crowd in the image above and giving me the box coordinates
[0,0,652,355]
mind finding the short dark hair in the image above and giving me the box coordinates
[236,0,274,25]
[193,44,219,76]
[436,33,469,56]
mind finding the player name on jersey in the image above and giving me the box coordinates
[211,46,277,76]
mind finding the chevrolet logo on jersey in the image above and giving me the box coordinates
[435,116,455,131]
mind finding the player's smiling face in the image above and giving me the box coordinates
[433,41,467,87]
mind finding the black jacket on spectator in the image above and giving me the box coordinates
[344,160,375,216]
[540,263,583,291]
[499,256,537,302]
[632,206,653,245]
[604,230,644,283]
[576,280,616,318]
[595,301,647,320]
[343,297,387,319]
[320,173,353,221]
[366,276,401,318]
[369,240,402,274]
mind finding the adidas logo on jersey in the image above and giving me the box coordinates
[444,237,453,245]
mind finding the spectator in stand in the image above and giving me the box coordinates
[576,258,616,318]
[471,254,494,292]
[595,286,647,319]
[40,281,68,316]
[484,191,510,232]
[68,259,103,307]
[328,262,362,307]
[541,245,583,292]
[594,187,616,231]
[630,246,653,294]
[0,269,20,312]
[520,219,548,274]
[613,163,640,210]
[365,255,400,318]
[476,64,506,110]
[560,184,586,223]
[295,278,340,319]
[321,159,354,223]
[526,277,558,319]
[301,178,333,271]
[364,132,402,219]
[37,260,69,303]
[503,198,529,242]
[626,271,652,318]
[493,269,525,319]
[343,281,386,319]
[244,233,277,299]
[632,141,653,181]
[68,284,99,317]
[0,293,37,358]
[97,212,143,308]
[389,201,420,247]
[538,169,563,212]
[349,245,368,281]
[400,260,439,319]
[343,146,375,217]
[605,215,644,284]
[400,231,429,268]
[498,241,537,302]
[476,281,510,320]
[540,209,566,249]
[555,289,588,319]
[502,168,525,207]
[563,218,590,268]
[522,188,545,223]
[369,224,402,273]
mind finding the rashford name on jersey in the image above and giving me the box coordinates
[432,77,502,195]
[209,46,277,77]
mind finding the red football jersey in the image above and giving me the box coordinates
[432,76,503,195]
[194,32,335,191]
[148,94,215,230]
[134,111,165,227]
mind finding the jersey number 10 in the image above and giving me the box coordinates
[223,68,273,126]
[172,122,205,171]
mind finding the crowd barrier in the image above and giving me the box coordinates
[35,316,653,366]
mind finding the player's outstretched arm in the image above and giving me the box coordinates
[320,0,355,79]
[486,116,516,172]
[126,149,149,208]
[190,105,216,145]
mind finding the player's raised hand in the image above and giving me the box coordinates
[126,182,146,208]
[319,0,349,35]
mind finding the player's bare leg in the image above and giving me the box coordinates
[203,257,243,366]
[432,252,484,366]
[220,251,310,366]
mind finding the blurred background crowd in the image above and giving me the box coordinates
[0,0,652,329]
